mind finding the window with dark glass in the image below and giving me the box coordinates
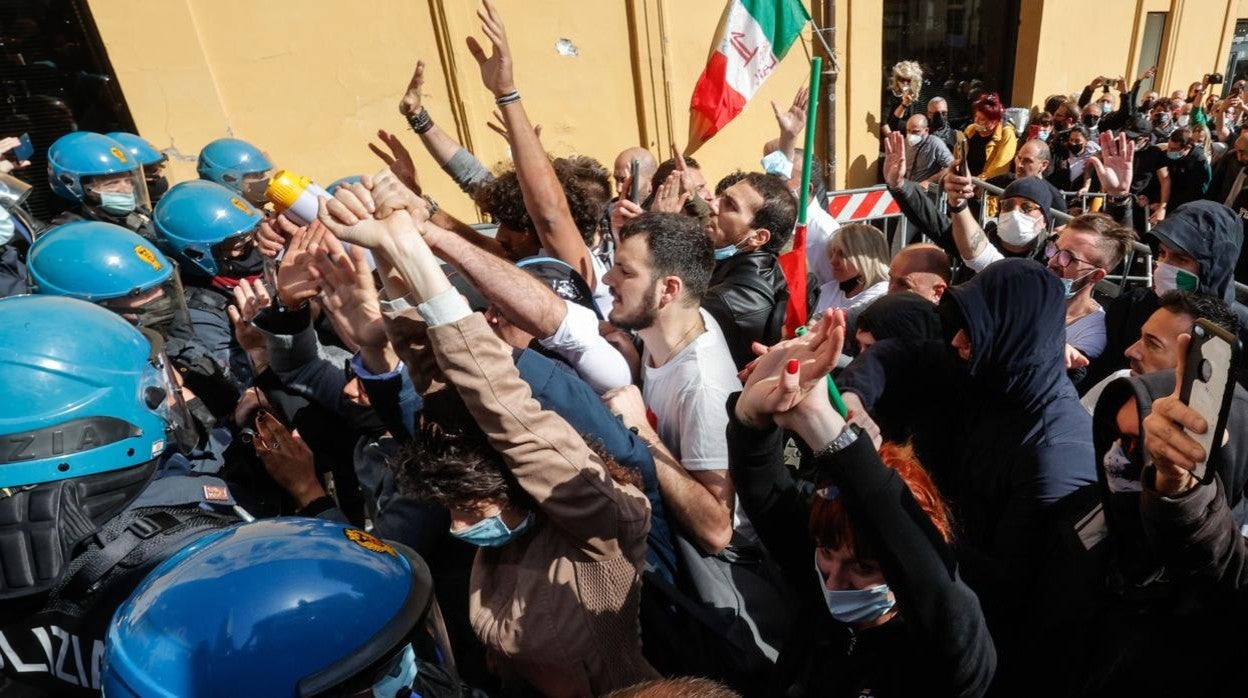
[881,0,1021,129]
[0,0,135,222]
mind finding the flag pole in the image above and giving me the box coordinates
[781,56,822,340]
[797,55,822,225]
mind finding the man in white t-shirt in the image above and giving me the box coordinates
[601,212,739,554]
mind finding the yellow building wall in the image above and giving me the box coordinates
[1013,0,1239,112]
[89,0,834,217]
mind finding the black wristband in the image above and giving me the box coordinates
[948,200,969,213]
[406,108,433,135]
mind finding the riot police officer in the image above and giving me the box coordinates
[0,296,240,696]
[101,518,468,697]
[45,132,155,238]
[153,180,266,392]
[106,132,170,205]
[196,137,273,207]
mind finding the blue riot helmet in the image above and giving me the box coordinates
[47,131,150,219]
[328,174,363,194]
[28,221,190,337]
[108,132,170,203]
[0,296,196,600]
[153,180,266,278]
[196,137,273,206]
[103,518,461,698]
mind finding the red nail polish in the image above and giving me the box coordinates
[786,359,799,374]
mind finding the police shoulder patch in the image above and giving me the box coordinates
[344,528,396,556]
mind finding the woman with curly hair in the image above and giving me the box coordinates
[883,60,924,135]
[727,312,996,698]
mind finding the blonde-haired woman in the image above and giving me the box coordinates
[812,223,891,328]
[884,60,924,135]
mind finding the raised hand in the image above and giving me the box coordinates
[399,59,427,118]
[465,0,516,98]
[227,280,270,371]
[231,277,272,323]
[0,136,30,174]
[371,170,431,226]
[253,412,325,509]
[1143,333,1207,495]
[368,129,421,194]
[276,221,325,309]
[313,233,387,351]
[486,109,541,142]
[734,309,846,429]
[883,130,907,188]
[772,86,810,140]
[1087,130,1134,196]
[650,170,690,214]
[944,163,976,208]
[255,218,287,258]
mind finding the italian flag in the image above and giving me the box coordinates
[687,0,810,153]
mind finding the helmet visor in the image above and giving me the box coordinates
[84,168,151,217]
[100,268,190,339]
[138,329,200,454]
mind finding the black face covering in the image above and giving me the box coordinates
[0,463,156,602]
[132,293,178,338]
[1082,115,1101,128]
[930,113,948,130]
[217,244,265,279]
[146,176,170,203]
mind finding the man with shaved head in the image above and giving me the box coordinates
[888,242,952,302]
[613,146,658,203]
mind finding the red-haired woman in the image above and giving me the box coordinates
[962,93,1018,179]
[727,311,996,698]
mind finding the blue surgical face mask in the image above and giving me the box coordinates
[1166,150,1183,160]
[450,510,535,547]
[760,150,794,179]
[714,237,747,261]
[98,190,136,216]
[815,557,896,624]
[1037,130,1050,141]
[1060,269,1097,300]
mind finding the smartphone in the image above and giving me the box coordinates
[629,158,641,204]
[1178,319,1241,483]
[10,133,32,162]
[952,137,969,177]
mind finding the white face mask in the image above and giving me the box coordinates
[905,133,923,147]
[1177,115,1191,127]
[996,210,1042,247]
[1153,261,1199,295]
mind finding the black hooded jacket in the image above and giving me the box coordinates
[1084,200,1248,392]
[837,259,1096,659]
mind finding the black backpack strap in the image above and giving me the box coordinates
[61,511,183,598]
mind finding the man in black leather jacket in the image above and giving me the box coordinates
[702,172,797,369]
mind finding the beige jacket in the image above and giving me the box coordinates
[388,308,657,697]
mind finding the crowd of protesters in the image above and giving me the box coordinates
[3,4,1248,696]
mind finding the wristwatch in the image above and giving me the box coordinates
[813,424,860,459]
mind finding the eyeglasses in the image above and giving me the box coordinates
[1000,200,1043,215]
[1045,243,1099,270]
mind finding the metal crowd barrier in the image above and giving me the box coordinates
[824,184,912,257]
[825,178,1248,302]
[970,178,1151,298]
